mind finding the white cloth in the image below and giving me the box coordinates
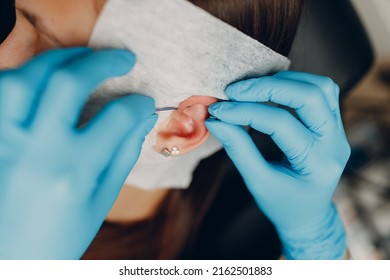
[86,0,291,190]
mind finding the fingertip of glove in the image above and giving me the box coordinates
[141,114,158,133]
[148,113,159,124]
[208,102,222,116]
[205,118,227,136]
[205,117,222,126]
[97,49,137,73]
[225,79,251,100]
[225,83,238,98]
[107,49,136,61]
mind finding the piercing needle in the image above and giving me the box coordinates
[155,107,178,112]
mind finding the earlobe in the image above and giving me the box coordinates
[155,96,217,155]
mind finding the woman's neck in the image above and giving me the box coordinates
[105,184,169,224]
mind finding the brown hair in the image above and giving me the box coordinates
[83,0,304,260]
[191,0,304,56]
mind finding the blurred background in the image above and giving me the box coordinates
[335,0,390,259]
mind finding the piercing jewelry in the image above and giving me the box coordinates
[161,146,180,157]
[171,147,180,156]
[161,148,171,157]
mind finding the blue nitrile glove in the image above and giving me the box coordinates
[206,71,350,259]
[0,48,157,259]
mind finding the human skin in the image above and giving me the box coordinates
[0,0,105,68]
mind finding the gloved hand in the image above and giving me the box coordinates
[0,48,157,259]
[206,71,350,259]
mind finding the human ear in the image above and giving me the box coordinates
[155,96,218,156]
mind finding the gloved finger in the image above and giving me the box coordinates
[0,48,91,128]
[205,118,271,181]
[81,95,156,174]
[33,49,136,129]
[273,71,344,132]
[209,102,314,170]
[92,116,157,205]
[225,76,338,136]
